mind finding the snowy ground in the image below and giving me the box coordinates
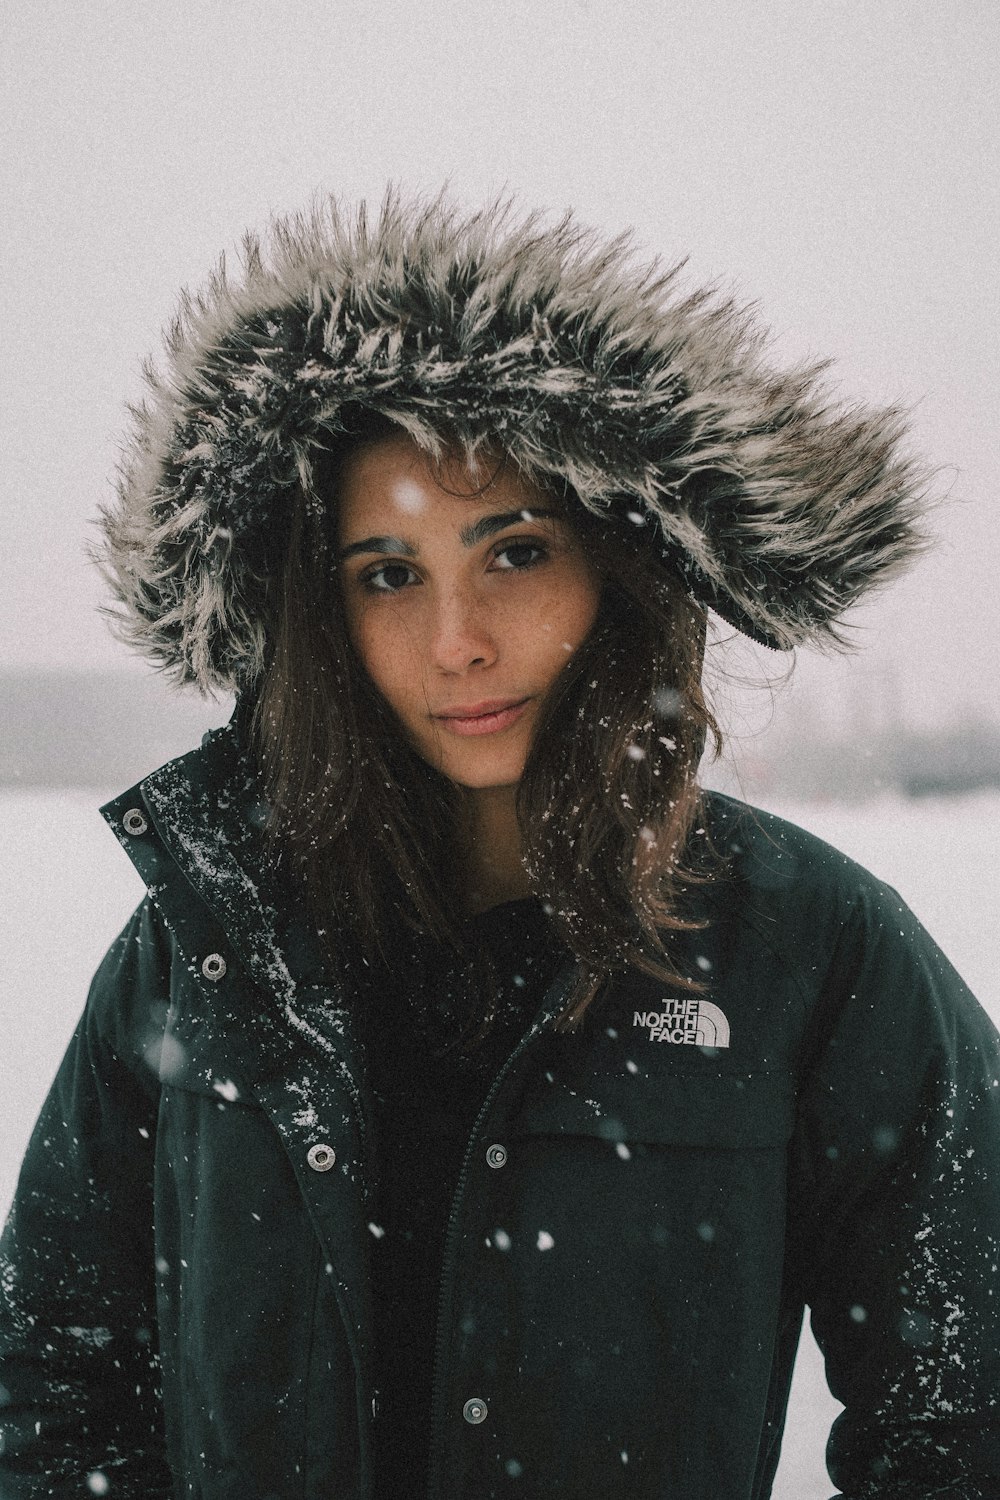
[1,786,997,1497]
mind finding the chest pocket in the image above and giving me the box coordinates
[510,1066,795,1151]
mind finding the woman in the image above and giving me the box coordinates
[1,192,998,1499]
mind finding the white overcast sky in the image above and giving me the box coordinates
[2,0,997,735]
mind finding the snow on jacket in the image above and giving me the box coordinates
[1,713,999,1498]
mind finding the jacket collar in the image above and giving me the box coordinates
[101,705,361,1080]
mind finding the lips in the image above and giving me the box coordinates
[435,697,528,720]
[433,697,531,737]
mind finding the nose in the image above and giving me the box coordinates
[427,584,499,673]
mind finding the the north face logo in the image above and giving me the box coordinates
[633,998,731,1048]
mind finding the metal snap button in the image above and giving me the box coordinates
[307,1143,336,1173]
[201,953,227,981]
[122,807,148,836]
[485,1143,508,1169]
[463,1397,488,1424]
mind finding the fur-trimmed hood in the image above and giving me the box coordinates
[92,189,930,692]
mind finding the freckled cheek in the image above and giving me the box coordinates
[541,583,602,659]
[351,613,404,694]
[569,594,601,642]
[356,614,434,730]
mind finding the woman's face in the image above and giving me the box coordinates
[337,433,602,791]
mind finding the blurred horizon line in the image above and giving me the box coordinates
[3,667,999,803]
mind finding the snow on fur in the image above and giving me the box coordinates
[90,188,932,690]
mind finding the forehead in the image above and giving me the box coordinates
[335,433,558,535]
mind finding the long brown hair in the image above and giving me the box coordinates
[248,415,722,1046]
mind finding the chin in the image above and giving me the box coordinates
[419,743,527,791]
[405,722,532,791]
[441,759,525,791]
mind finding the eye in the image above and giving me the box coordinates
[359,561,419,595]
[490,539,550,572]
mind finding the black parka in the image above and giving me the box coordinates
[2,716,999,1499]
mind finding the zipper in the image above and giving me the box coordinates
[424,967,577,1500]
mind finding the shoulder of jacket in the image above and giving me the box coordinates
[699,791,994,1067]
[698,790,912,986]
[701,790,893,910]
[84,895,176,1079]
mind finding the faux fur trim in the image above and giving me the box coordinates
[90,188,932,691]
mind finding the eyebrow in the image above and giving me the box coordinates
[337,508,561,561]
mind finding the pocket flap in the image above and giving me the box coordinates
[513,1068,794,1149]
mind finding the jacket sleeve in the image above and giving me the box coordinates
[0,898,174,1498]
[788,878,1000,1499]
